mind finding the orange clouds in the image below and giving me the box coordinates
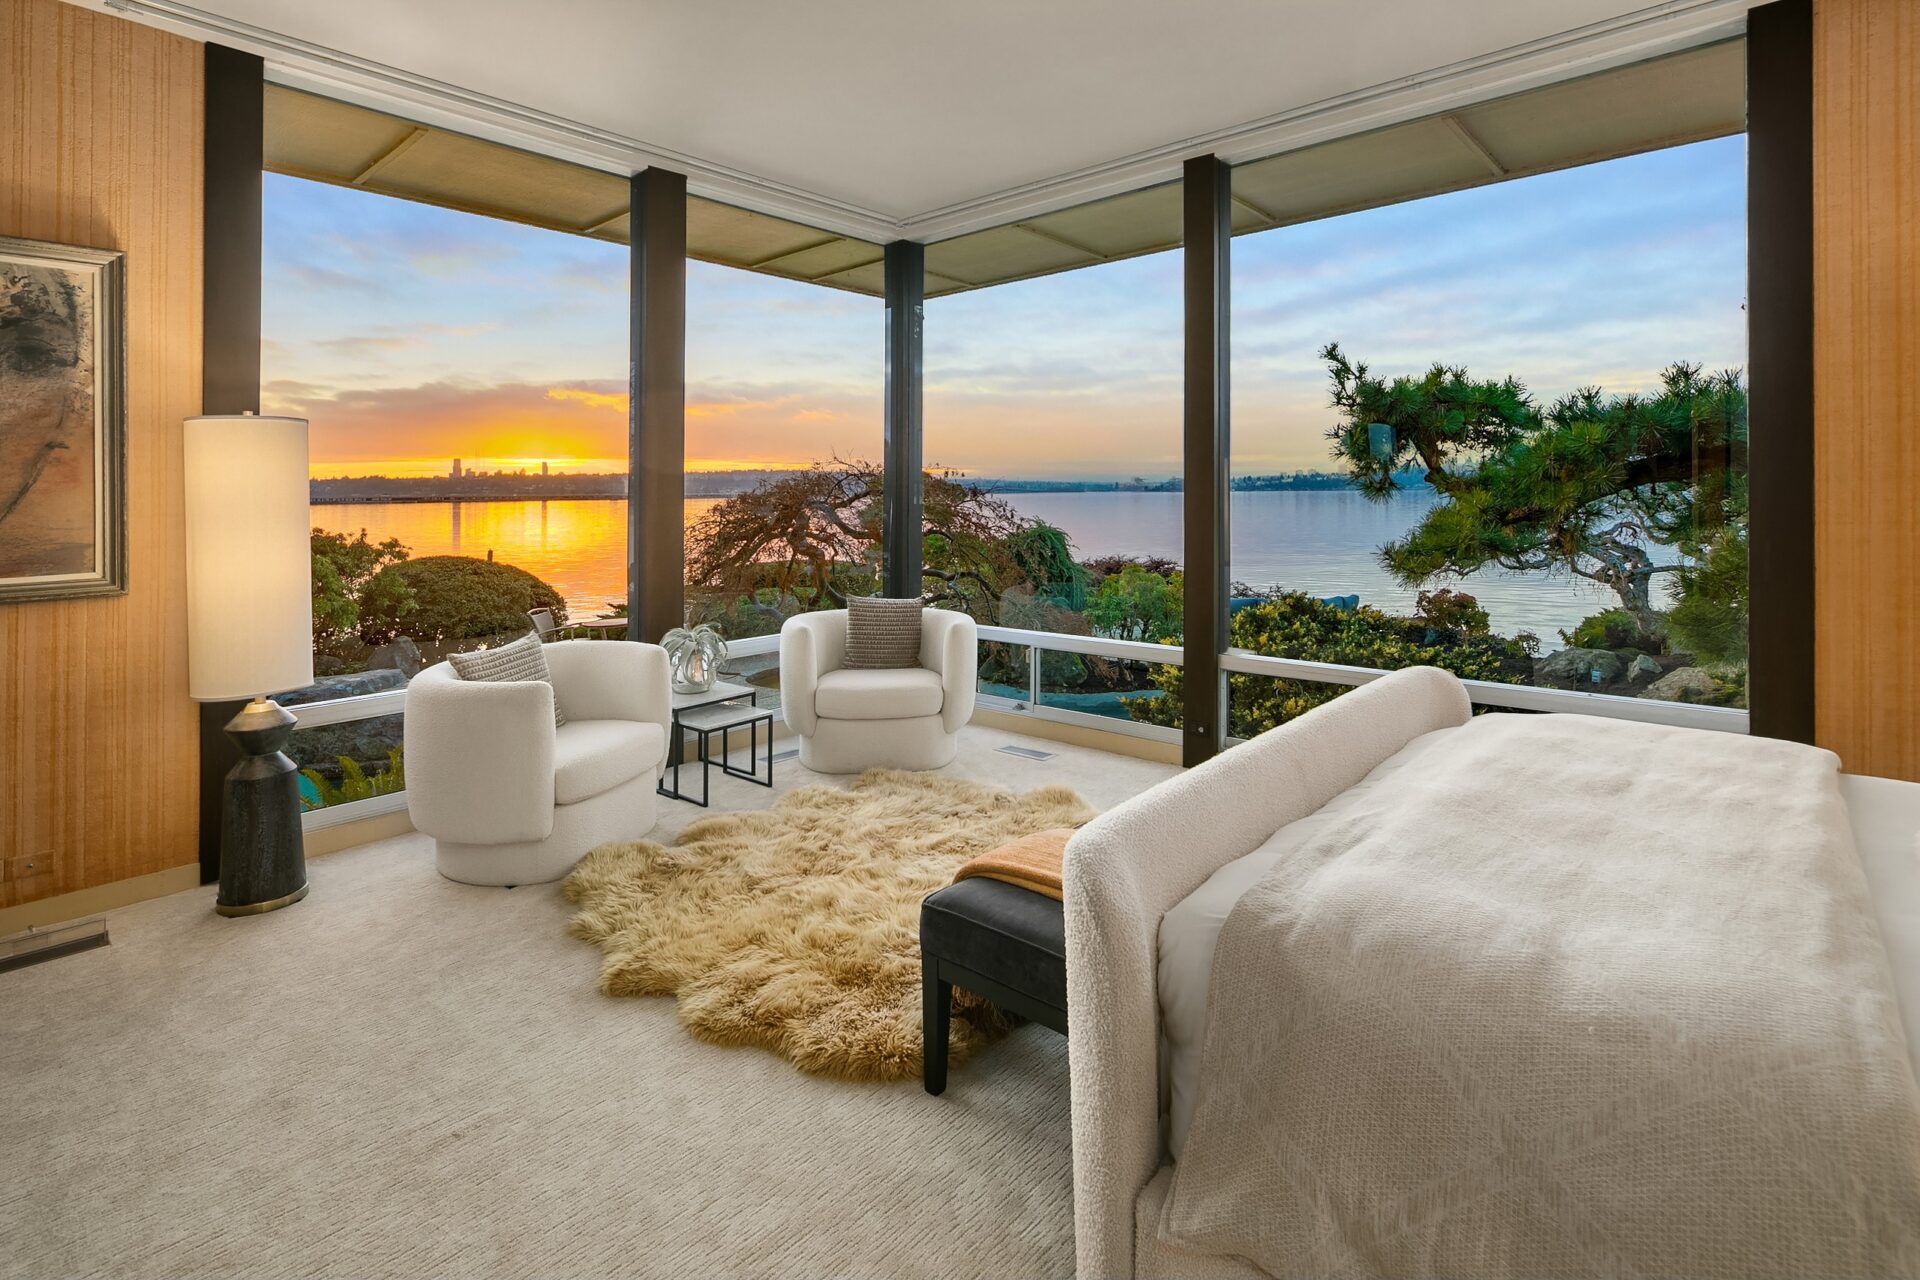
[270,376,883,476]
[267,369,1198,481]
[265,379,629,471]
[545,386,628,412]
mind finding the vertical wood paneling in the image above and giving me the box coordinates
[1814,0,1920,779]
[0,0,202,907]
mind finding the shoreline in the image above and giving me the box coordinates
[313,494,637,505]
[309,490,1619,642]
[308,472,1413,505]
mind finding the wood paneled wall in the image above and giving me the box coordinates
[1814,0,1920,780]
[0,0,202,909]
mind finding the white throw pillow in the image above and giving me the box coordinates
[448,632,567,728]
[844,597,923,669]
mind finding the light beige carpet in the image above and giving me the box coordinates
[566,769,1095,1081]
[0,726,1178,1280]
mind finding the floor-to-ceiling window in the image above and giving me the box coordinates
[262,93,898,815]
[256,42,1757,798]
[262,171,627,815]
[682,224,884,702]
[924,187,1183,728]
[1220,44,1748,737]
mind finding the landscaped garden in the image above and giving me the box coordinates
[676,347,1750,736]
[294,531,574,808]
[293,345,1748,803]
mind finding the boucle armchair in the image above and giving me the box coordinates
[405,639,672,885]
[779,608,977,773]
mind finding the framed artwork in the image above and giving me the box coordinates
[0,235,127,603]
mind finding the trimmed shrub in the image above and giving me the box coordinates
[1129,591,1531,739]
[1413,588,1490,637]
[357,556,568,645]
[1563,608,1669,655]
[1084,565,1184,643]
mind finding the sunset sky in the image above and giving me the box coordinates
[262,134,1745,481]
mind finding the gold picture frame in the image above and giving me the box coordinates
[0,234,127,603]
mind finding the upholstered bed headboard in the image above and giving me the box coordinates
[1060,666,1473,1279]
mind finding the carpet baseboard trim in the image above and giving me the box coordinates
[306,808,415,858]
[0,864,200,936]
[970,707,1183,765]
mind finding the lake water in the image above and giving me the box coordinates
[313,491,1616,645]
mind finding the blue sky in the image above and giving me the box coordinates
[262,133,1745,479]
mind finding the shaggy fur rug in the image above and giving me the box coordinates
[564,769,1095,1082]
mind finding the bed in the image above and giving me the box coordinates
[1062,667,1920,1280]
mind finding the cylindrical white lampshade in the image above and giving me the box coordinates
[183,415,315,701]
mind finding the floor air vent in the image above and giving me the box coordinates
[772,747,800,763]
[0,918,109,975]
[996,744,1056,762]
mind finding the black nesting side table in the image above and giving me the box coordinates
[658,681,775,807]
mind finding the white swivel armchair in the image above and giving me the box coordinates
[405,639,672,885]
[779,608,977,773]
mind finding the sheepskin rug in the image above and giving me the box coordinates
[563,769,1095,1081]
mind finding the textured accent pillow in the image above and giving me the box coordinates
[843,596,924,670]
[448,632,568,727]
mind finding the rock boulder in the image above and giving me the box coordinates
[1643,666,1719,703]
[367,636,424,677]
[1533,647,1626,690]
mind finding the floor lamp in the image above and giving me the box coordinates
[183,415,315,917]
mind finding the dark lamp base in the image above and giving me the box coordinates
[215,697,309,917]
[214,882,309,917]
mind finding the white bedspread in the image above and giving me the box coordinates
[1066,667,1475,1280]
[1155,712,1920,1278]
[1160,761,1920,1159]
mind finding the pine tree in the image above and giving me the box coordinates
[1322,343,1747,638]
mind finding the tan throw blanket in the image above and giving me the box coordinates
[953,827,1076,899]
[1161,712,1920,1279]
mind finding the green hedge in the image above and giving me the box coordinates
[357,556,568,644]
[1129,591,1531,738]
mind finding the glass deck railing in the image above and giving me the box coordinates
[284,618,1749,830]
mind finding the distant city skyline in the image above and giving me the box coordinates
[265,134,1746,481]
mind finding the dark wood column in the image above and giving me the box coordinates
[1746,0,1815,743]
[203,45,262,418]
[1181,155,1231,767]
[198,43,264,884]
[628,167,687,642]
[883,240,925,599]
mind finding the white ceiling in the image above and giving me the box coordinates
[95,0,1754,239]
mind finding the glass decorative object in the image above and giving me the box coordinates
[662,624,729,694]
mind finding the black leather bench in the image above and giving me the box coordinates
[919,877,1068,1095]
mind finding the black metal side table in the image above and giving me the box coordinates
[658,682,776,807]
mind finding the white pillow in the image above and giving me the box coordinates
[447,632,567,727]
